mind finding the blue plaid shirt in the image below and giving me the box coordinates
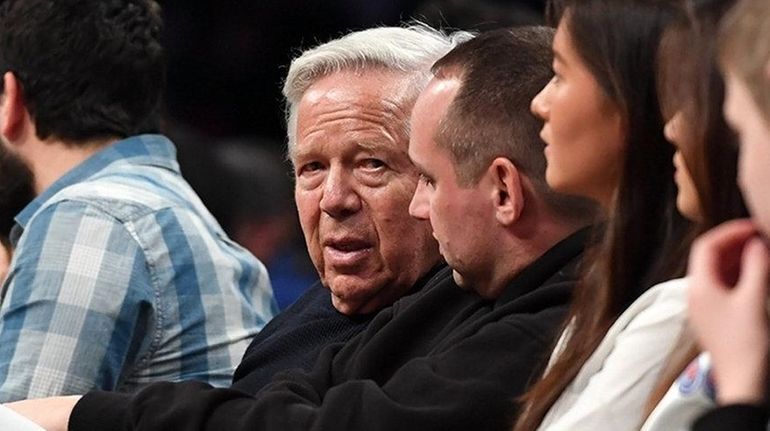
[0,135,278,401]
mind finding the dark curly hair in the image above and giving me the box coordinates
[0,0,165,143]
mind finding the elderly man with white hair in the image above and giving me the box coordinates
[227,24,467,392]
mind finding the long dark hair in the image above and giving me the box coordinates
[514,1,691,429]
[643,0,748,417]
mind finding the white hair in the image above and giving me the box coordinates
[283,24,474,153]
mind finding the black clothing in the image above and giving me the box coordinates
[693,404,768,431]
[231,264,442,394]
[69,230,588,431]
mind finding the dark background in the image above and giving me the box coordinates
[159,0,547,308]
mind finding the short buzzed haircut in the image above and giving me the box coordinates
[431,27,595,219]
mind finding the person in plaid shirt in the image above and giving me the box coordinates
[0,0,277,401]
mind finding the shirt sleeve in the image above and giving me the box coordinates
[69,310,561,431]
[0,201,155,402]
[539,281,688,431]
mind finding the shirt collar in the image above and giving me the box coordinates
[12,134,179,238]
[497,225,591,304]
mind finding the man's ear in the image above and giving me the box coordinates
[0,71,27,143]
[489,157,524,226]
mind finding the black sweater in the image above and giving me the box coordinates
[69,230,587,431]
[231,264,442,394]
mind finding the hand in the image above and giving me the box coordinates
[688,219,770,405]
[5,395,81,431]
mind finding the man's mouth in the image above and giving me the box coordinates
[323,237,373,269]
[539,128,551,146]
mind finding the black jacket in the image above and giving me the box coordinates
[69,229,587,431]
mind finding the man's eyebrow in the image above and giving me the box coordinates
[410,157,431,177]
[354,140,384,153]
[288,147,306,161]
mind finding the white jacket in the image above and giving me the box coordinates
[537,278,688,431]
[640,352,715,431]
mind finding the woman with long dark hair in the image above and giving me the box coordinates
[639,1,748,429]
[686,0,770,429]
[514,0,693,429]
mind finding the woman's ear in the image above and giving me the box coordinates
[489,157,524,226]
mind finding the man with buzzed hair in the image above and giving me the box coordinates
[409,27,596,296]
[9,27,596,431]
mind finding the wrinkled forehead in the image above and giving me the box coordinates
[299,69,417,119]
[300,87,409,125]
[290,71,416,158]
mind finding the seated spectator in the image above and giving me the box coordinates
[515,1,693,429]
[636,1,748,429]
[0,0,276,401]
[687,0,770,429]
[6,26,596,431]
[229,24,471,392]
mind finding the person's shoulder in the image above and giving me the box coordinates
[629,277,688,312]
[491,263,574,342]
[609,277,688,341]
[497,258,576,313]
[40,178,169,223]
[279,282,335,317]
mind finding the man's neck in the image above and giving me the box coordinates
[480,210,587,300]
[26,136,119,195]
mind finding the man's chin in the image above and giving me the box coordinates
[329,291,370,316]
[326,274,377,315]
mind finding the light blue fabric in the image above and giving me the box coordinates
[0,134,277,402]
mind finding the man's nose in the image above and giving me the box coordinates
[530,83,550,121]
[319,167,361,218]
[409,180,430,220]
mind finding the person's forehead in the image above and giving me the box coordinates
[291,112,408,162]
[304,68,412,102]
[552,19,577,66]
[412,77,460,143]
[298,73,412,125]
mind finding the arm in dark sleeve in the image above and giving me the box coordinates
[70,314,556,431]
[691,404,768,431]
